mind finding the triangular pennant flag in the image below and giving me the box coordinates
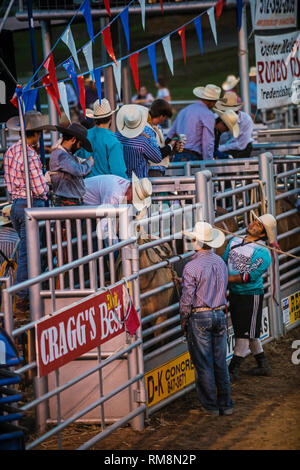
[43,52,60,101]
[138,0,146,31]
[130,52,139,92]
[249,0,256,29]
[216,0,224,19]
[159,0,164,14]
[237,0,243,31]
[94,68,102,103]
[120,7,130,51]
[104,0,111,16]
[62,57,80,99]
[162,36,174,75]
[178,26,186,65]
[122,285,140,336]
[61,26,80,69]
[112,60,122,100]
[102,25,117,65]
[80,0,94,42]
[42,74,61,117]
[148,44,157,84]
[10,85,23,109]
[77,76,86,117]
[82,41,94,82]
[194,17,203,55]
[22,88,38,112]
[207,7,217,45]
[58,82,71,122]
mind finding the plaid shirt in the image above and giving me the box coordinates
[4,140,48,200]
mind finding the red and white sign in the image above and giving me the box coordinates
[35,284,139,377]
[254,0,298,30]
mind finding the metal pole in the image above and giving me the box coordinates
[238,3,251,115]
[18,97,32,208]
[100,17,117,131]
[195,170,214,224]
[0,0,15,35]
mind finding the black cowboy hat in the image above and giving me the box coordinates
[56,122,92,152]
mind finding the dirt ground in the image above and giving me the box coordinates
[28,326,300,451]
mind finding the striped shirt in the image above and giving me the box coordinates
[4,140,48,200]
[115,131,162,179]
[180,250,228,322]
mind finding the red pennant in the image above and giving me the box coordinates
[77,76,86,117]
[43,52,60,101]
[104,0,111,16]
[130,53,139,93]
[159,0,164,14]
[178,27,186,65]
[10,85,22,108]
[123,286,140,336]
[102,25,117,65]
[42,74,61,117]
[216,0,224,19]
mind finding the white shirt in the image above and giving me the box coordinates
[83,175,130,206]
[218,111,254,152]
[157,88,170,100]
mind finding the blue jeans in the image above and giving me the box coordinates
[187,309,233,413]
[10,198,45,300]
[172,152,202,162]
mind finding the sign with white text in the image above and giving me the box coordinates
[255,31,300,109]
[254,0,298,30]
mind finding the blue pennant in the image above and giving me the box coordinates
[148,44,157,84]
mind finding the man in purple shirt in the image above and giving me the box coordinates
[181,221,233,416]
[166,84,222,161]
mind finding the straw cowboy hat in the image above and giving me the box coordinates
[214,91,243,112]
[132,172,152,212]
[55,122,92,152]
[214,109,240,138]
[249,66,257,77]
[116,104,149,138]
[183,221,225,248]
[250,211,277,244]
[193,84,222,101]
[6,110,56,132]
[0,204,12,227]
[86,98,118,119]
[222,75,240,91]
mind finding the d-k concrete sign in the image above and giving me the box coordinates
[36,285,125,377]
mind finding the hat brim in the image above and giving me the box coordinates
[116,105,149,138]
[0,217,11,226]
[55,125,92,152]
[214,102,243,112]
[214,109,239,138]
[86,105,119,119]
[193,87,220,101]
[183,227,225,248]
[222,78,240,91]
[250,211,276,244]
[132,172,152,212]
[6,116,57,132]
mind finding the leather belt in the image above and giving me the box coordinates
[192,305,226,313]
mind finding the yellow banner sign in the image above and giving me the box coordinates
[282,290,300,325]
[145,351,195,407]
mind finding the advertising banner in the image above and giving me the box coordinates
[254,0,298,30]
[36,285,128,377]
[255,31,300,109]
[282,290,300,325]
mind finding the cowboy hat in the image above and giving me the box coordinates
[222,75,240,91]
[6,111,57,132]
[132,172,152,212]
[214,91,243,112]
[0,204,12,227]
[116,104,149,138]
[183,221,225,248]
[193,84,222,101]
[86,98,118,119]
[55,122,92,152]
[214,109,240,138]
[250,211,277,244]
[249,66,257,77]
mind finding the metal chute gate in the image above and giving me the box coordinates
[1,153,299,449]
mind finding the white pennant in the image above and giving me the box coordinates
[138,0,146,30]
[112,60,122,100]
[58,82,71,122]
[82,40,94,81]
[162,36,174,75]
[61,26,80,69]
[207,7,217,45]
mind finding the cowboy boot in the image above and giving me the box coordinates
[228,355,245,382]
[248,352,272,376]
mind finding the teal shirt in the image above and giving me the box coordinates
[78,126,128,179]
[223,237,271,295]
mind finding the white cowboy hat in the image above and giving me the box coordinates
[214,91,243,112]
[250,211,277,244]
[193,84,222,101]
[132,172,152,212]
[86,98,118,119]
[214,109,240,138]
[6,111,56,132]
[249,66,257,77]
[0,204,12,227]
[116,104,149,139]
[222,75,240,91]
[183,221,225,248]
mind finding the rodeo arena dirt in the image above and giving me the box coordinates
[0,0,300,457]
